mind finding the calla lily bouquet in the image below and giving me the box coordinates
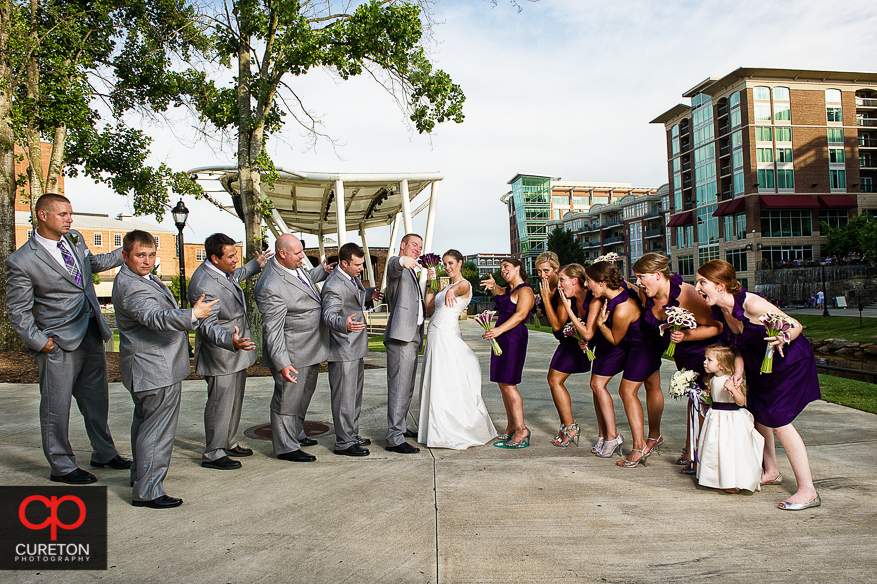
[758,313,796,374]
[563,320,595,360]
[532,295,543,328]
[475,310,503,356]
[418,253,442,291]
[659,306,698,357]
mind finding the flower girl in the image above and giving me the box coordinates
[696,344,764,493]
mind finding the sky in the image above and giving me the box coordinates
[66,0,877,256]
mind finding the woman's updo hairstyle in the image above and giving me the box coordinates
[585,261,624,290]
[443,249,463,263]
[558,263,587,288]
[697,259,742,295]
[501,257,527,282]
[632,252,672,279]
[535,251,560,270]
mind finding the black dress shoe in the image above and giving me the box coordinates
[385,442,420,454]
[403,429,418,438]
[226,446,253,457]
[299,438,318,447]
[354,435,371,446]
[334,444,370,457]
[90,455,133,470]
[50,468,97,484]
[201,456,242,470]
[132,495,183,509]
[277,450,316,462]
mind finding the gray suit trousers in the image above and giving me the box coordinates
[329,360,364,449]
[270,364,319,454]
[203,370,247,462]
[385,339,420,447]
[33,319,118,475]
[129,382,182,502]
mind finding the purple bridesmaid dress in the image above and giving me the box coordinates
[490,283,531,385]
[710,289,821,427]
[591,289,631,378]
[618,288,663,383]
[548,290,591,374]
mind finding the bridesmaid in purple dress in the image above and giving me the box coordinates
[586,261,663,468]
[633,253,722,470]
[696,260,821,511]
[480,258,535,449]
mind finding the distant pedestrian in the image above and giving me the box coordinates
[809,295,816,308]
[816,290,824,310]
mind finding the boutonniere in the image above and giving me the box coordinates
[69,233,79,245]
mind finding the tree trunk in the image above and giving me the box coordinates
[0,0,25,351]
[25,0,43,219]
[45,124,66,193]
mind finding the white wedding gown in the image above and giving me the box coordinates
[417,281,496,449]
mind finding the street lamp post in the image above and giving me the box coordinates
[172,199,190,308]
[821,262,830,318]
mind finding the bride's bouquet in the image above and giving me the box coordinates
[658,306,698,357]
[563,320,595,360]
[418,253,442,292]
[475,310,503,356]
[532,295,543,328]
[758,313,796,374]
[669,368,710,464]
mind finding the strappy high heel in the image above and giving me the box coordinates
[551,422,580,447]
[591,436,605,454]
[643,435,664,456]
[596,434,623,458]
[494,427,530,449]
[616,448,647,468]
[676,447,690,465]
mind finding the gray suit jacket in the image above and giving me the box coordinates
[187,258,261,376]
[384,256,425,346]
[321,269,373,362]
[112,264,196,392]
[255,259,329,371]
[5,230,122,354]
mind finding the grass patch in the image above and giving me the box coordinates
[795,315,877,341]
[817,374,877,414]
[526,324,556,334]
[367,334,423,355]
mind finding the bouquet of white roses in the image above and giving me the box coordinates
[475,311,503,356]
[668,369,711,406]
[563,320,595,360]
[594,252,619,264]
[659,306,698,357]
[758,313,796,374]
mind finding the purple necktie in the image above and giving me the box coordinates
[226,272,235,284]
[297,270,319,300]
[58,241,82,286]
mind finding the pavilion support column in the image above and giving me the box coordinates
[400,179,413,235]
[423,180,440,253]
[318,227,325,261]
[271,209,291,234]
[334,179,347,247]
[360,223,375,287]
[381,211,403,292]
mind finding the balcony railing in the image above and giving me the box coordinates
[719,144,731,157]
[862,184,876,193]
[856,97,877,107]
[581,240,601,248]
[684,201,694,210]
[858,117,877,127]
[644,209,662,219]
[604,235,624,244]
[860,160,876,169]
[648,245,666,253]
[716,104,729,117]
[860,139,877,147]
[720,165,731,176]
[644,228,663,238]
[601,219,622,228]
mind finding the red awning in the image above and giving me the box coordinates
[758,195,820,209]
[666,211,693,227]
[713,198,745,217]
[818,194,857,209]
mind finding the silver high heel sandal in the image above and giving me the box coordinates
[591,436,605,454]
[596,434,623,458]
[551,422,580,447]
[644,435,664,456]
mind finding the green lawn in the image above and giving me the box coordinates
[818,374,877,414]
[795,314,877,341]
[367,334,423,355]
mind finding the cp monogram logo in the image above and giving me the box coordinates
[19,495,86,541]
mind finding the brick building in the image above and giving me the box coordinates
[652,67,877,286]
[464,253,507,277]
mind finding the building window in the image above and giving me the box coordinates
[723,213,746,242]
[830,169,847,190]
[155,236,160,249]
[775,127,792,142]
[27,229,33,239]
[776,148,793,163]
[697,205,719,244]
[753,86,771,101]
[677,255,695,277]
[761,245,813,268]
[776,169,794,190]
[756,148,774,163]
[114,233,122,247]
[730,109,741,128]
[760,210,812,237]
[733,171,744,194]
[196,248,206,261]
[726,248,748,272]
[755,127,772,142]
[676,225,694,249]
[825,89,842,103]
[757,169,775,190]
[755,104,772,121]
[573,196,589,207]
[552,196,568,206]
[819,210,849,229]
[94,233,102,247]
[698,245,720,265]
[827,128,844,143]
[829,148,845,164]
[827,107,843,122]
[774,103,791,122]
[773,87,790,101]
[731,130,743,149]
[863,177,873,193]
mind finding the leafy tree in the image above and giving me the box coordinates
[821,213,876,260]
[546,227,585,266]
[461,260,483,295]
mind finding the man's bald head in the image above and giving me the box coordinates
[275,234,305,269]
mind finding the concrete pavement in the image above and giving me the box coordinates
[1,321,876,583]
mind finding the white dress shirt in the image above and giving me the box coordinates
[34,230,83,274]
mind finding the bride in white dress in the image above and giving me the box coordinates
[417,250,496,449]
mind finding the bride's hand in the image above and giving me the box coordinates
[445,286,458,307]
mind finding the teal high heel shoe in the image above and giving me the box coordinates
[494,427,530,449]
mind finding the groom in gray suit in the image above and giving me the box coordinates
[188,233,272,470]
[113,230,217,508]
[256,233,332,462]
[5,193,130,484]
[383,233,428,454]
[322,243,382,457]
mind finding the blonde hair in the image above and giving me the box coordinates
[704,343,745,393]
[633,253,671,279]
[535,251,560,271]
[558,263,587,289]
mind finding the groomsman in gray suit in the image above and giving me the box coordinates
[188,233,272,470]
[256,233,333,462]
[383,233,429,454]
[113,230,217,508]
[322,243,383,457]
[5,193,130,484]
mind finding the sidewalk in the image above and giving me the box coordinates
[1,321,876,583]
